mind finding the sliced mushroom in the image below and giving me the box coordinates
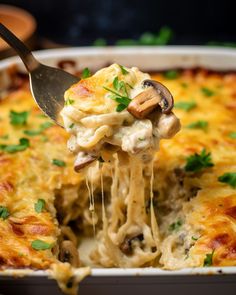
[127,79,174,119]
[119,233,144,255]
[74,152,97,172]
[59,240,80,267]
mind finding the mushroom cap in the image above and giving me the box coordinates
[143,79,174,114]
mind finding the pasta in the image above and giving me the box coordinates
[61,64,180,267]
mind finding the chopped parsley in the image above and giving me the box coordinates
[52,158,66,167]
[201,87,215,97]
[34,199,46,213]
[0,206,10,220]
[218,172,236,188]
[10,110,29,126]
[31,240,53,251]
[24,122,53,136]
[181,82,188,88]
[81,67,91,79]
[229,132,236,139]
[41,135,48,142]
[103,76,131,112]
[0,134,9,139]
[163,70,179,80]
[69,123,75,129]
[185,148,214,173]
[187,120,208,131]
[191,236,199,241]
[169,220,182,232]
[65,99,75,106]
[203,249,215,267]
[175,101,197,111]
[0,138,30,153]
[119,65,129,75]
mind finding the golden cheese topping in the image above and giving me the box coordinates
[153,70,236,269]
[1,66,236,278]
[0,86,82,270]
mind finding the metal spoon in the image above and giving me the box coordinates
[0,23,80,126]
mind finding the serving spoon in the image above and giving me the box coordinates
[0,23,80,126]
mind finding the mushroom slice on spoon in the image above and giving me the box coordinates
[127,79,174,119]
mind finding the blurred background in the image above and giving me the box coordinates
[0,0,235,58]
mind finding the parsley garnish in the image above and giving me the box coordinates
[181,82,188,88]
[169,220,182,232]
[175,101,197,111]
[191,236,199,241]
[187,120,208,131]
[10,110,29,126]
[65,99,75,106]
[203,249,215,267]
[103,76,131,112]
[69,123,75,129]
[163,70,179,80]
[0,134,9,139]
[218,172,236,188]
[0,138,30,153]
[229,132,236,139]
[34,199,46,213]
[81,67,91,79]
[0,206,10,220]
[119,65,129,75]
[201,87,215,97]
[52,159,66,167]
[185,148,214,172]
[24,122,53,136]
[31,240,53,251]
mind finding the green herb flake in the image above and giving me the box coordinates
[218,172,236,188]
[119,65,129,75]
[52,159,66,167]
[175,101,197,111]
[81,67,91,79]
[103,77,131,112]
[163,70,179,80]
[0,134,9,140]
[169,220,182,232]
[203,249,215,267]
[0,138,30,153]
[24,122,53,136]
[192,236,199,241]
[41,135,48,142]
[65,99,75,106]
[69,123,75,129]
[187,120,208,131]
[31,240,53,251]
[201,87,215,97]
[10,110,29,126]
[0,206,10,220]
[229,132,236,139]
[185,148,214,173]
[34,199,46,213]
[181,82,188,88]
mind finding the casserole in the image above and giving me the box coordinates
[0,46,236,295]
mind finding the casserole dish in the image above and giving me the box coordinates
[0,46,236,295]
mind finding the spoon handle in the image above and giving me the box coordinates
[0,23,39,72]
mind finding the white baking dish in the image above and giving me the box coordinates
[0,46,236,295]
